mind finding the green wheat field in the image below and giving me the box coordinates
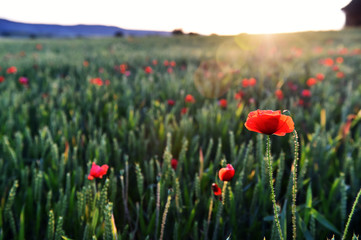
[0,29,361,240]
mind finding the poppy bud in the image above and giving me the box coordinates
[171,159,178,170]
[212,183,222,196]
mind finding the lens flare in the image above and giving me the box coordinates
[193,60,233,99]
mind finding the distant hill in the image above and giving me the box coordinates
[0,18,171,38]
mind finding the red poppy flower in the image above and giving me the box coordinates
[336,71,345,79]
[248,77,257,86]
[171,159,178,170]
[144,66,153,74]
[212,183,222,196]
[287,82,298,91]
[316,73,324,81]
[7,66,17,74]
[120,64,127,74]
[19,77,28,85]
[36,44,43,50]
[332,65,339,72]
[0,76,4,83]
[181,107,188,115]
[234,90,244,100]
[152,59,158,65]
[167,99,175,106]
[219,99,227,108]
[83,60,89,67]
[105,80,110,85]
[242,78,249,88]
[170,61,176,67]
[167,67,173,74]
[321,58,334,66]
[163,60,169,67]
[298,99,304,106]
[90,77,103,86]
[342,114,356,139]
[244,110,294,136]
[301,89,311,98]
[306,78,317,87]
[336,57,344,64]
[88,162,109,180]
[219,164,235,181]
[185,94,195,104]
[339,48,348,55]
[275,89,284,100]
[351,48,361,55]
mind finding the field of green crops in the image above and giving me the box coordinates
[0,29,361,240]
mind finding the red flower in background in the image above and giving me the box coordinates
[275,89,284,100]
[0,76,4,83]
[19,77,28,85]
[88,162,109,180]
[7,66,17,74]
[336,71,345,78]
[171,159,178,170]
[242,78,249,88]
[320,58,334,66]
[167,99,175,106]
[316,73,324,81]
[212,183,222,196]
[90,77,103,86]
[306,78,317,87]
[152,59,158,65]
[120,64,127,74]
[244,110,294,136]
[163,60,169,67]
[298,99,304,106]
[144,66,153,74]
[105,80,110,86]
[336,57,344,64]
[301,89,311,98]
[248,77,257,86]
[219,164,235,181]
[83,61,89,67]
[219,99,227,108]
[181,107,188,115]
[234,90,244,100]
[287,82,298,91]
[352,48,361,55]
[332,65,339,72]
[167,67,173,74]
[36,44,43,50]
[170,61,176,67]
[185,94,195,103]
[339,48,348,55]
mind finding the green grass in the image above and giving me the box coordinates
[0,29,361,239]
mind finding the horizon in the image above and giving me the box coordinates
[0,0,353,35]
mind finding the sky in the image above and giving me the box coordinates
[0,0,353,35]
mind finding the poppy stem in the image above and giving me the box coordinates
[292,130,299,240]
[221,181,228,205]
[342,187,361,240]
[266,136,284,240]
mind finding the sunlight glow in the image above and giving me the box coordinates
[0,0,352,35]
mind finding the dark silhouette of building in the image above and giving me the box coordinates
[342,0,361,26]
